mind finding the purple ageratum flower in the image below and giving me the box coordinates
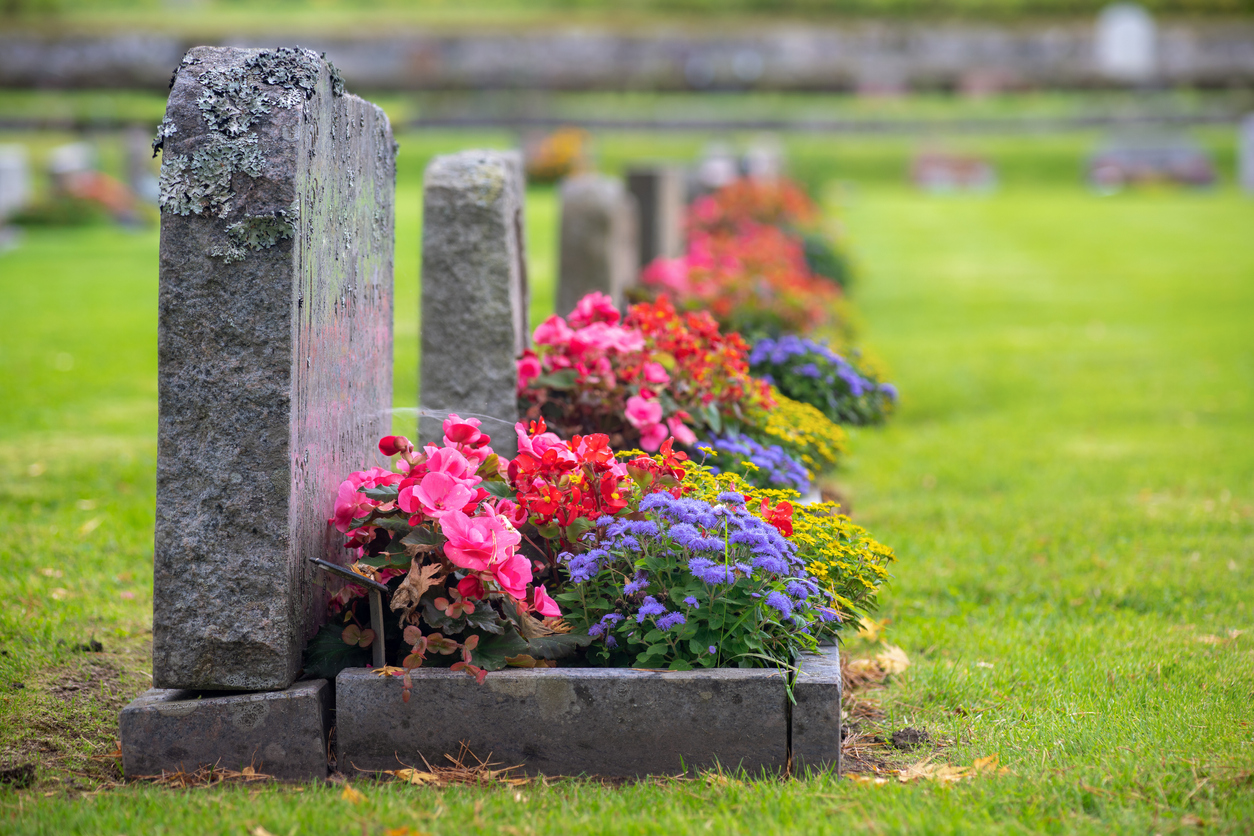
[667,523,702,549]
[606,636,618,648]
[688,556,734,585]
[708,645,717,655]
[656,612,686,631]
[751,553,789,575]
[588,623,606,638]
[616,535,641,551]
[818,608,840,623]
[626,519,660,538]
[796,362,822,379]
[879,382,899,402]
[683,596,699,608]
[635,596,667,623]
[717,491,746,505]
[764,591,793,618]
[624,571,650,595]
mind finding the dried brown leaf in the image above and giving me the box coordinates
[390,562,446,619]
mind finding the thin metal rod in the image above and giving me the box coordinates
[369,590,387,669]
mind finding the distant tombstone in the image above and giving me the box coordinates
[0,145,30,221]
[696,143,738,192]
[47,142,95,191]
[743,135,784,181]
[627,165,685,268]
[1240,114,1254,194]
[557,173,639,318]
[420,150,528,457]
[151,46,396,692]
[1095,3,1157,83]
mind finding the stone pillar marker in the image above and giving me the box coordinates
[556,173,639,317]
[420,150,528,455]
[1240,113,1254,195]
[626,166,685,270]
[150,46,396,693]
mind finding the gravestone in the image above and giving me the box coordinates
[150,46,396,692]
[1240,113,1254,194]
[420,150,528,455]
[626,165,685,269]
[1095,3,1156,83]
[0,145,30,222]
[556,173,639,317]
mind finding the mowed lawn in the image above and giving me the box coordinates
[0,169,1251,832]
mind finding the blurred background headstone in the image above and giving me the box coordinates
[0,144,29,250]
[743,135,785,181]
[1240,114,1254,195]
[1087,133,1215,193]
[627,165,685,269]
[48,141,140,225]
[912,151,998,194]
[557,173,639,317]
[696,143,738,194]
[1095,3,1157,84]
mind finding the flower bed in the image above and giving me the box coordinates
[306,415,892,689]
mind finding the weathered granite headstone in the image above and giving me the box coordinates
[626,165,685,269]
[420,150,528,456]
[1240,113,1254,194]
[556,173,639,317]
[1095,3,1156,83]
[151,46,395,692]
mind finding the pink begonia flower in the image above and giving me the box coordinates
[568,322,645,356]
[641,257,691,295]
[625,395,663,429]
[516,351,542,390]
[639,422,669,452]
[567,291,621,328]
[457,574,485,601]
[491,550,532,600]
[331,467,402,532]
[532,314,574,346]
[443,413,489,449]
[378,436,412,457]
[532,584,561,618]
[642,361,671,386]
[492,497,530,528]
[399,471,476,520]
[423,445,481,486]
[666,416,697,446]
[439,509,522,573]
[514,422,569,459]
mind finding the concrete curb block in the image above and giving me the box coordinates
[119,679,331,781]
[335,647,840,777]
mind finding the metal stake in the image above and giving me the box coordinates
[309,557,390,668]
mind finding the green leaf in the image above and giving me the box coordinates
[530,369,579,390]
[525,630,593,660]
[474,631,529,671]
[357,551,411,571]
[302,620,370,680]
[563,517,597,543]
[360,485,399,502]
[463,604,507,635]
[481,480,515,500]
[401,527,439,547]
[374,516,416,533]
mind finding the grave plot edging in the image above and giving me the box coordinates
[335,648,841,777]
[119,678,331,781]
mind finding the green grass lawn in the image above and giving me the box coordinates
[0,140,1252,831]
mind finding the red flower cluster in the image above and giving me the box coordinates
[624,437,691,498]
[687,177,819,235]
[508,419,632,530]
[626,295,775,419]
[641,177,843,338]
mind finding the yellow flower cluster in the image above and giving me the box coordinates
[681,463,894,625]
[791,501,895,620]
[755,388,848,474]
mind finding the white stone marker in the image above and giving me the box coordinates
[0,145,30,222]
[1095,3,1157,83]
